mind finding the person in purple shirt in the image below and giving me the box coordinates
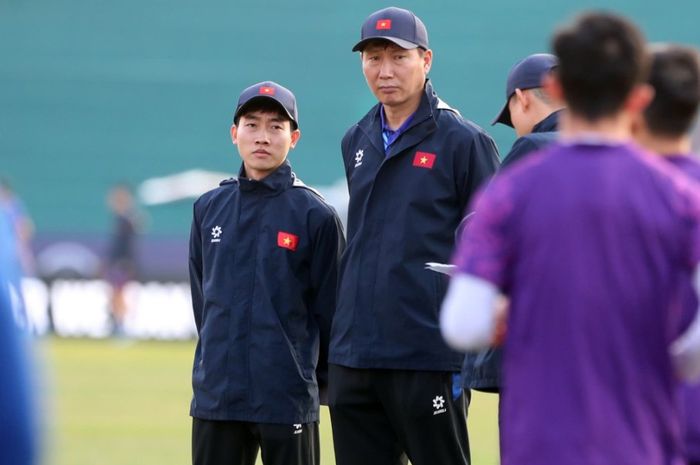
[440,12,700,465]
[633,43,700,465]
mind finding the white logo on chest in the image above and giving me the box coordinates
[354,149,364,168]
[211,225,222,243]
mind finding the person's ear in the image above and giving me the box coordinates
[625,83,654,115]
[514,88,529,110]
[231,125,238,145]
[542,72,565,106]
[289,129,301,149]
[423,49,433,74]
[629,112,647,139]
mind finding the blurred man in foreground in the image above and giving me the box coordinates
[0,212,37,464]
[441,12,700,465]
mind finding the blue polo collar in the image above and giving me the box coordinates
[380,106,416,153]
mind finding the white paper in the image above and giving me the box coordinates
[424,262,457,276]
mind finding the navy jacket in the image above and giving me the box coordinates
[189,161,345,423]
[462,109,560,392]
[330,81,500,371]
[500,110,560,168]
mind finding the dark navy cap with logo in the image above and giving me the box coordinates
[492,53,558,127]
[234,81,299,130]
[352,7,429,52]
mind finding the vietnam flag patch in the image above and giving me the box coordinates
[277,231,299,251]
[413,151,436,169]
[376,19,392,30]
[259,86,276,95]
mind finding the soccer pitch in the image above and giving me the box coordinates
[39,338,499,465]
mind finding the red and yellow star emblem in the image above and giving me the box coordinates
[375,19,392,30]
[412,151,436,169]
[277,231,299,251]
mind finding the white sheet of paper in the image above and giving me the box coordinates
[424,262,457,276]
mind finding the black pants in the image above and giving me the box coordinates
[328,364,470,465]
[192,418,319,465]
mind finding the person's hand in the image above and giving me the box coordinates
[491,296,509,346]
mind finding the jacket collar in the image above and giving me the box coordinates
[357,80,439,158]
[532,109,561,134]
[236,160,294,193]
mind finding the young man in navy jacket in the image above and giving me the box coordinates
[327,7,500,465]
[189,81,345,465]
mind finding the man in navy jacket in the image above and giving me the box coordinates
[189,81,345,465]
[327,7,499,465]
[493,53,563,169]
[463,53,564,394]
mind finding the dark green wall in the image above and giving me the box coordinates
[2,0,699,236]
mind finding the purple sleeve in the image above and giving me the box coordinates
[452,177,515,290]
[689,199,700,269]
[678,178,700,269]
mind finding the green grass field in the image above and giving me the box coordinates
[39,338,499,465]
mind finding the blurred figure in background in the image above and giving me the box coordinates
[0,206,38,464]
[632,43,700,465]
[0,178,35,327]
[104,184,140,337]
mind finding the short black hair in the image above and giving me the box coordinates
[234,99,296,130]
[644,45,700,137]
[552,11,648,121]
[360,38,426,55]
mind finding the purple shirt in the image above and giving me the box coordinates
[665,154,700,462]
[454,142,700,465]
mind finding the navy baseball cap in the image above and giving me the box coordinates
[492,53,558,127]
[233,81,299,129]
[352,7,429,52]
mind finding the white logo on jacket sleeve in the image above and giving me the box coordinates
[354,149,364,168]
[432,395,446,415]
[211,226,222,243]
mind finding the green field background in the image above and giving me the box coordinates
[2,1,700,238]
[40,338,500,465]
[7,3,700,463]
